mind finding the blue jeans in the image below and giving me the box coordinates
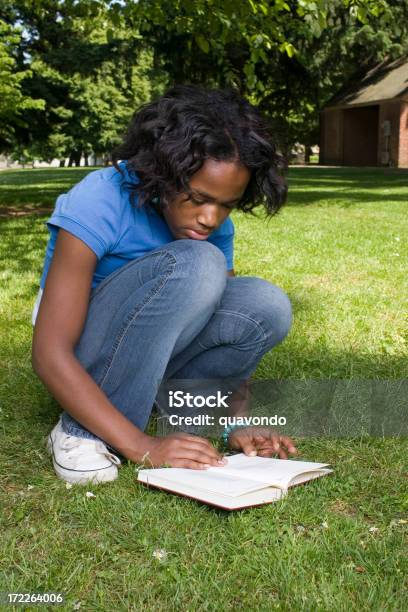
[61,240,292,440]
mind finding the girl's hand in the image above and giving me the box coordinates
[141,432,227,470]
[228,426,297,459]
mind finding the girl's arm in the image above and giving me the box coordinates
[32,229,223,468]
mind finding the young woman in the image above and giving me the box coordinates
[31,85,296,484]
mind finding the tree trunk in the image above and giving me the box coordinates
[69,151,81,166]
[59,159,66,167]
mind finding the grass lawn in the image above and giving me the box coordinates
[0,166,407,610]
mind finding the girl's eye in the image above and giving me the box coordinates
[190,195,235,210]
[191,197,234,209]
[191,197,206,205]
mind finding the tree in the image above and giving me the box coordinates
[0,19,44,148]
[1,0,163,163]
[114,0,408,154]
[22,50,155,165]
[2,0,406,160]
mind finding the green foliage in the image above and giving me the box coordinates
[116,0,408,152]
[0,19,44,145]
[23,51,155,163]
[1,0,165,162]
[1,0,407,159]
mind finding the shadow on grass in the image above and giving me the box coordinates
[1,316,406,489]
[1,347,406,457]
[287,167,408,207]
[1,166,408,212]
[0,167,96,208]
[0,217,49,295]
[287,189,408,207]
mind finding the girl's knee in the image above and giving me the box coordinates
[174,239,227,273]
[246,277,292,345]
[170,239,227,303]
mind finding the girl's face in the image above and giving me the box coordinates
[162,159,250,240]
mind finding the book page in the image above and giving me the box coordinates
[138,454,331,496]
[138,466,274,497]
[206,454,330,489]
[139,473,286,510]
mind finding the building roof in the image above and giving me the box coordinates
[326,56,408,109]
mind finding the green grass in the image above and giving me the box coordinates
[0,167,407,610]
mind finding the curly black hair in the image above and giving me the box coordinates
[112,85,287,217]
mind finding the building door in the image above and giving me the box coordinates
[343,106,379,166]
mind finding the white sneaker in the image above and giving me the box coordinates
[47,419,121,484]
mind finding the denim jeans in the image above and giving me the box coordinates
[60,239,292,440]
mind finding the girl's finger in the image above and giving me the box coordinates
[185,443,224,462]
[171,459,211,470]
[174,436,223,460]
[253,434,270,446]
[175,433,217,448]
[178,447,226,466]
[254,436,281,452]
[279,436,297,454]
[239,440,258,456]
[278,447,288,459]
[256,448,275,457]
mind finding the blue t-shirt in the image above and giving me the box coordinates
[39,164,235,290]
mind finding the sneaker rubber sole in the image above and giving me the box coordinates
[47,434,119,485]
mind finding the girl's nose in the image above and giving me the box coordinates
[197,204,220,229]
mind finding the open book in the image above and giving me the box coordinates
[137,453,332,510]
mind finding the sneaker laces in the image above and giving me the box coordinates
[60,435,121,465]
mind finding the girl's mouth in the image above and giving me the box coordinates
[184,229,211,240]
